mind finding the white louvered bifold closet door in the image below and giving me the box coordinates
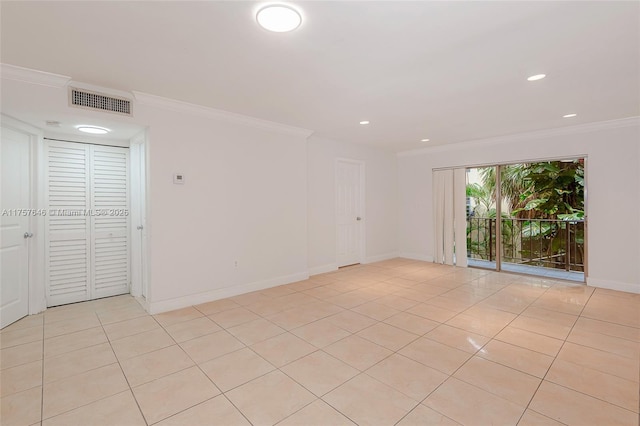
[91,145,130,299]
[45,141,92,306]
[45,140,130,307]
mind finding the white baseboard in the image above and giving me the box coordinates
[147,270,309,314]
[364,252,399,264]
[586,277,640,294]
[135,295,149,312]
[308,263,338,276]
[310,253,402,275]
[398,252,434,262]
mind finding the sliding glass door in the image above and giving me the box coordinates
[466,166,498,270]
[466,160,586,282]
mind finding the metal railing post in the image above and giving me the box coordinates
[488,218,493,262]
[495,165,502,271]
[565,222,571,271]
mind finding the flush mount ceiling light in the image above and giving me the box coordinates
[256,5,302,32]
[527,74,546,81]
[359,121,370,125]
[420,138,430,142]
[76,125,110,134]
[563,113,577,118]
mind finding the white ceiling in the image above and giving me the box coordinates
[1,1,638,151]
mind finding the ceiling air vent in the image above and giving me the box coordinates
[69,87,132,116]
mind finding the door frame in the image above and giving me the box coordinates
[1,114,47,316]
[334,158,366,267]
[2,114,151,317]
[129,129,150,303]
[42,138,134,307]
[462,155,588,282]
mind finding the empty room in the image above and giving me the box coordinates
[1,1,638,426]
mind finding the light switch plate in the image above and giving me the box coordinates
[173,173,185,184]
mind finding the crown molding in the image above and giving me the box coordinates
[397,116,640,158]
[1,113,44,136]
[133,91,314,139]
[0,63,71,88]
[69,80,134,101]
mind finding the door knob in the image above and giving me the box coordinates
[137,225,144,230]
[356,217,362,221]
[23,232,33,238]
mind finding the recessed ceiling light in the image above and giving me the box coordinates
[420,139,430,142]
[359,121,370,125]
[563,113,577,118]
[527,74,546,81]
[76,125,110,134]
[256,5,302,32]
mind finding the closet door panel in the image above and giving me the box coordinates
[90,145,130,298]
[45,141,91,306]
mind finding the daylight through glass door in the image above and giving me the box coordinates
[465,160,586,282]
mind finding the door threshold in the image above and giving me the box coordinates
[467,262,585,284]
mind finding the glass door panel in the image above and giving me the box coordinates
[466,166,498,271]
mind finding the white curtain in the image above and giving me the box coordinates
[453,168,468,267]
[433,168,467,266]
[433,170,453,264]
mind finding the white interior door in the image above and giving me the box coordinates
[1,127,31,328]
[45,140,130,307]
[336,159,364,267]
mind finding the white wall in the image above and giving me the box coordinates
[134,102,310,312]
[398,118,640,293]
[307,136,398,274]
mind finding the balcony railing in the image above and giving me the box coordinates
[467,217,585,272]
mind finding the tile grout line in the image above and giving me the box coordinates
[159,298,364,424]
[359,267,499,424]
[516,285,595,424]
[103,310,160,426]
[270,270,507,425]
[152,311,257,426]
[409,277,555,424]
[10,263,636,426]
[8,274,431,426]
[520,287,640,418]
[43,304,144,422]
[504,282,575,425]
[164,267,451,424]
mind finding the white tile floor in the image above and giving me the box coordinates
[1,258,639,425]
